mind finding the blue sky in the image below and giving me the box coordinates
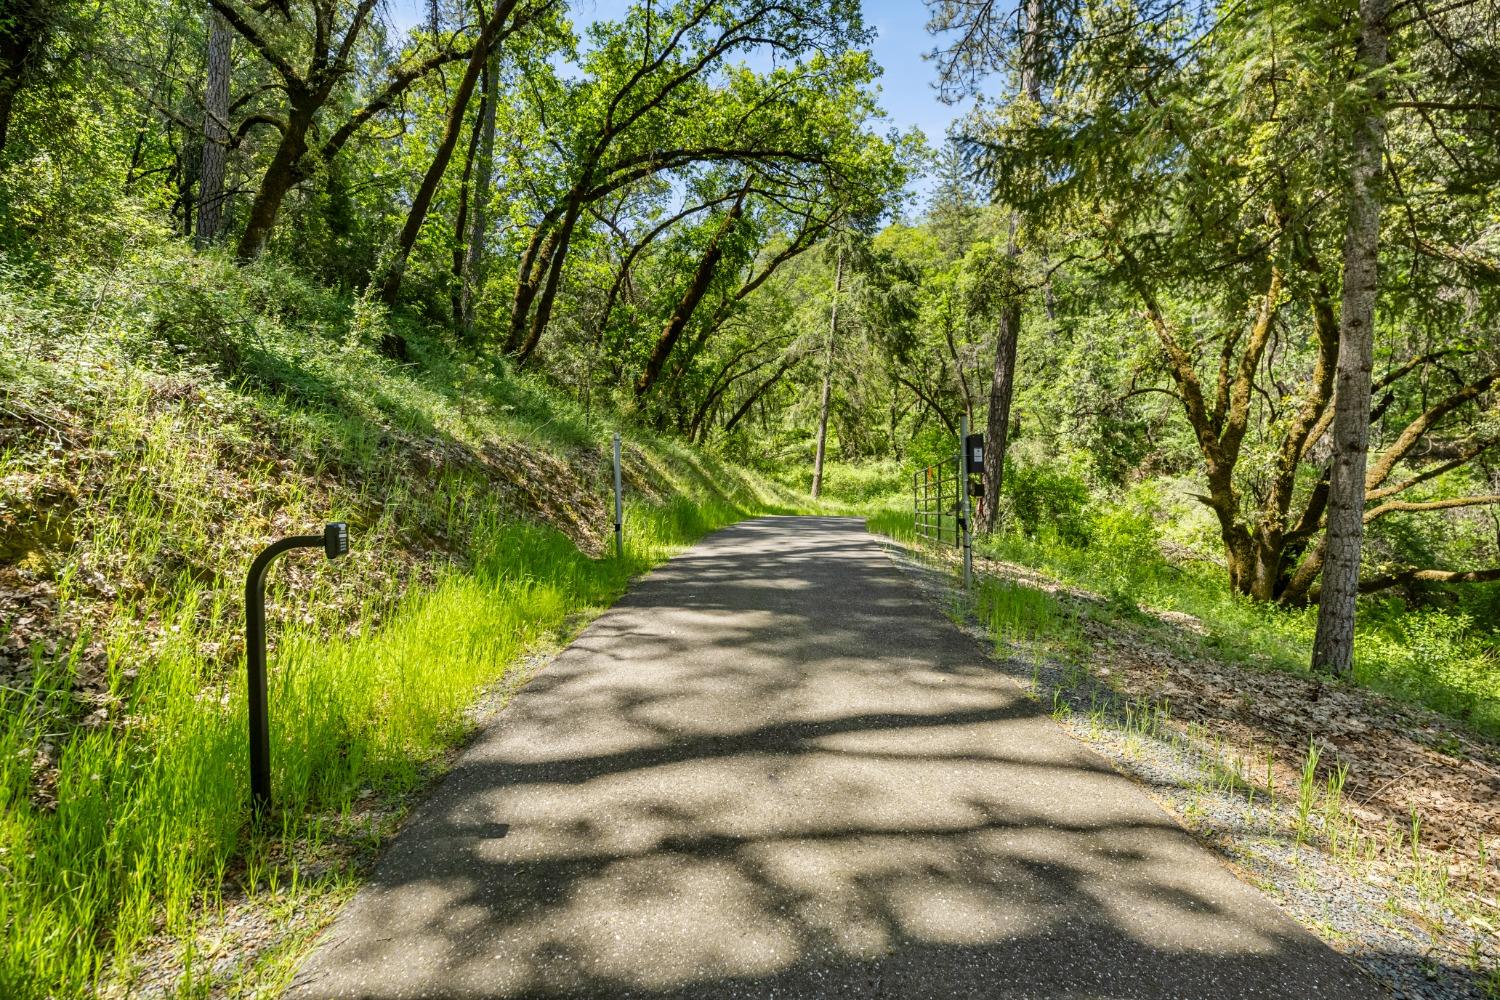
[385,0,984,200]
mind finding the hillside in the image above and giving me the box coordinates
[5,0,1500,995]
[0,241,801,996]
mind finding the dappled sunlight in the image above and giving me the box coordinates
[290,517,1368,999]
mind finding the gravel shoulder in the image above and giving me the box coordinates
[878,534,1500,1000]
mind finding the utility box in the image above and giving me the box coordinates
[964,433,984,475]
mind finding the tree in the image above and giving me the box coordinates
[458,46,500,333]
[501,1,872,362]
[966,0,1500,606]
[811,246,843,497]
[1311,0,1393,676]
[636,177,751,398]
[208,0,473,259]
[194,9,230,245]
[0,0,63,156]
[930,0,1050,533]
[926,139,979,258]
[376,0,557,307]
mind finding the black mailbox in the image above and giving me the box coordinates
[964,433,984,474]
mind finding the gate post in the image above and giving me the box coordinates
[960,414,973,588]
[912,469,918,540]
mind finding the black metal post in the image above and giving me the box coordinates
[245,523,348,817]
[612,433,624,559]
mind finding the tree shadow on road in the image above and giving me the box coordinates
[287,517,1388,999]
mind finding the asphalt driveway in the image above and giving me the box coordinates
[286,516,1372,999]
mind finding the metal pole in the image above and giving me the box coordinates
[245,524,348,817]
[938,466,946,545]
[612,432,624,559]
[960,413,973,588]
[912,470,924,542]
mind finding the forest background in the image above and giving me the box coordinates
[1,0,1499,995]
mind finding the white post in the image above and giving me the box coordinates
[612,432,624,559]
[960,413,973,588]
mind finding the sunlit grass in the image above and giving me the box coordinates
[977,529,1500,737]
[864,497,1500,737]
[975,576,1072,650]
[0,251,788,998]
[0,497,745,998]
[863,505,914,543]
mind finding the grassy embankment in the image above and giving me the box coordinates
[866,475,1500,997]
[0,241,801,997]
[864,477,1500,739]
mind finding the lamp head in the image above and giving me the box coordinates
[324,522,349,559]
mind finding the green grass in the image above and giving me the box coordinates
[975,576,1071,649]
[769,459,908,509]
[984,529,1500,736]
[0,239,798,997]
[866,501,1500,737]
[864,506,914,543]
[0,499,743,997]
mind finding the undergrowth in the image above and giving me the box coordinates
[872,519,1498,995]
[0,237,797,997]
[974,526,1500,738]
[862,464,1500,738]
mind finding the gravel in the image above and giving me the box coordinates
[881,537,1497,1000]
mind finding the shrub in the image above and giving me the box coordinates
[815,460,907,506]
[999,459,1094,545]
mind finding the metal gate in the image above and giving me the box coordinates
[912,459,961,548]
[911,416,979,586]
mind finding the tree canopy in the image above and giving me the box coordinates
[2,0,1497,666]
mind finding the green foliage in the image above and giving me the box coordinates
[864,506,913,543]
[6,0,1500,985]
[0,227,796,997]
[778,458,906,507]
[998,459,1093,546]
[976,576,1073,649]
[0,502,746,998]
[1359,608,1500,730]
[967,483,1500,738]
[1089,483,1164,600]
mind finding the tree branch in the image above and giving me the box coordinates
[208,0,302,86]
[1357,565,1500,593]
[1366,371,1500,491]
[1364,493,1500,522]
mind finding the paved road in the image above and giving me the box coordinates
[288,516,1372,999]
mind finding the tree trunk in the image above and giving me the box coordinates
[811,249,844,499]
[725,353,799,434]
[979,0,1043,532]
[1311,0,1390,677]
[450,87,483,323]
[514,194,583,362]
[236,101,314,260]
[635,186,748,398]
[0,81,14,157]
[379,1,512,305]
[0,0,49,158]
[460,49,499,335]
[505,221,557,352]
[196,10,231,246]
[981,291,1019,531]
